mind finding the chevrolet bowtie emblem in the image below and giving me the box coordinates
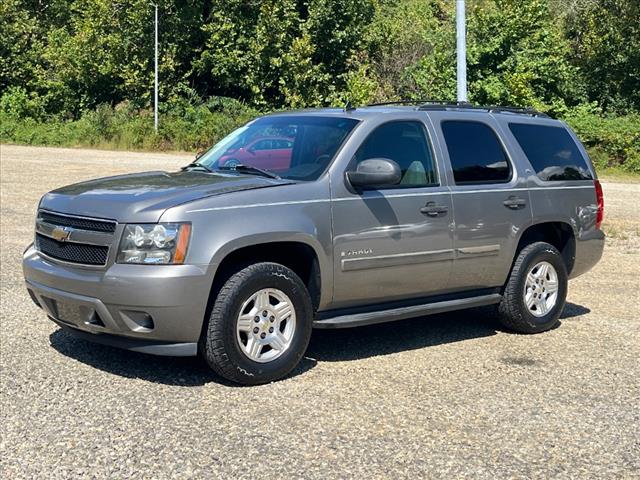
[52,226,73,242]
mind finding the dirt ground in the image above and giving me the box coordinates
[1,144,639,479]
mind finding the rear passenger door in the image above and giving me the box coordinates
[435,115,532,290]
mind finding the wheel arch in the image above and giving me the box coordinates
[513,221,576,275]
[204,235,325,324]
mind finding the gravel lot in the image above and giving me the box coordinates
[1,144,639,479]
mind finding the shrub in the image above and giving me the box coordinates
[0,86,46,120]
[0,97,259,153]
[564,105,640,173]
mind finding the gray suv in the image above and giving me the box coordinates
[23,103,605,385]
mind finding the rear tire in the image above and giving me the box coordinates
[200,262,313,385]
[498,242,568,334]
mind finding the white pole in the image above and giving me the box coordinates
[456,0,467,103]
[154,4,158,132]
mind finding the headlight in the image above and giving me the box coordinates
[117,223,191,265]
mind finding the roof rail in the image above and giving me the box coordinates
[366,99,452,107]
[416,102,549,118]
[364,100,549,118]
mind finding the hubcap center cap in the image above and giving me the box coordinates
[524,261,559,318]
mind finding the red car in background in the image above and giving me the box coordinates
[218,137,294,172]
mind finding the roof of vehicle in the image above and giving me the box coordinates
[267,101,556,123]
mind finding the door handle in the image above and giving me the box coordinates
[503,196,527,209]
[420,202,448,217]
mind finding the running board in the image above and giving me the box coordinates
[313,293,502,329]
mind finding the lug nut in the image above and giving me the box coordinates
[253,327,259,333]
[254,316,260,322]
[269,327,274,333]
[260,332,266,339]
[262,311,268,317]
[269,316,275,322]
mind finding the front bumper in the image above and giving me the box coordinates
[23,245,212,356]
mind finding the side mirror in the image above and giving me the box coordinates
[346,158,401,189]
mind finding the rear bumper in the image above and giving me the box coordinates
[23,245,211,355]
[570,229,605,279]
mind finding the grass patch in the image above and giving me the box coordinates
[597,168,640,184]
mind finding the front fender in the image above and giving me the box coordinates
[161,191,333,309]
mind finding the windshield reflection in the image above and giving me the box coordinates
[197,116,359,181]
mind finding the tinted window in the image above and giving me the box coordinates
[353,121,438,187]
[509,123,593,181]
[441,121,512,184]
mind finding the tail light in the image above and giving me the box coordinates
[594,180,604,230]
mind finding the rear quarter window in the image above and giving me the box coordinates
[508,123,593,181]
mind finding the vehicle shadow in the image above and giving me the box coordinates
[48,329,317,387]
[307,305,501,362]
[49,329,215,387]
[49,302,589,385]
[307,301,589,362]
[560,302,591,319]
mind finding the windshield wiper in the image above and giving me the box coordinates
[181,162,214,173]
[217,164,280,179]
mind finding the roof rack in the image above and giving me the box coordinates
[366,99,450,107]
[363,99,549,117]
[416,102,549,118]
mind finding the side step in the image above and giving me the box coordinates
[313,293,502,329]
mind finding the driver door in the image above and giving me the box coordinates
[330,120,454,309]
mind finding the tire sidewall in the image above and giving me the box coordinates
[209,264,312,383]
[513,245,568,331]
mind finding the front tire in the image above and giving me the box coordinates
[498,242,568,334]
[201,262,313,385]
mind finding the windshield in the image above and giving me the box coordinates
[196,116,359,181]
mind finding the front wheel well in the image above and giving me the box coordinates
[515,222,576,274]
[207,241,321,314]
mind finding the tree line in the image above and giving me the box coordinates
[1,0,638,170]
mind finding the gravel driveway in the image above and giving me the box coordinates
[1,144,639,479]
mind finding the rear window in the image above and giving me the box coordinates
[508,123,593,181]
[441,121,512,184]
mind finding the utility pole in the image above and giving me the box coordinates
[456,0,467,103]
[154,4,159,132]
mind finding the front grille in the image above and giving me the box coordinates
[36,233,109,266]
[39,211,116,233]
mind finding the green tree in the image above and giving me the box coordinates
[35,0,204,115]
[196,0,374,108]
[466,0,583,112]
[353,0,456,103]
[0,1,42,94]
[561,0,640,113]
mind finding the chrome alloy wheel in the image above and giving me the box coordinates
[524,261,559,317]
[236,288,296,363]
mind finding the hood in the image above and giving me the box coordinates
[39,170,292,223]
